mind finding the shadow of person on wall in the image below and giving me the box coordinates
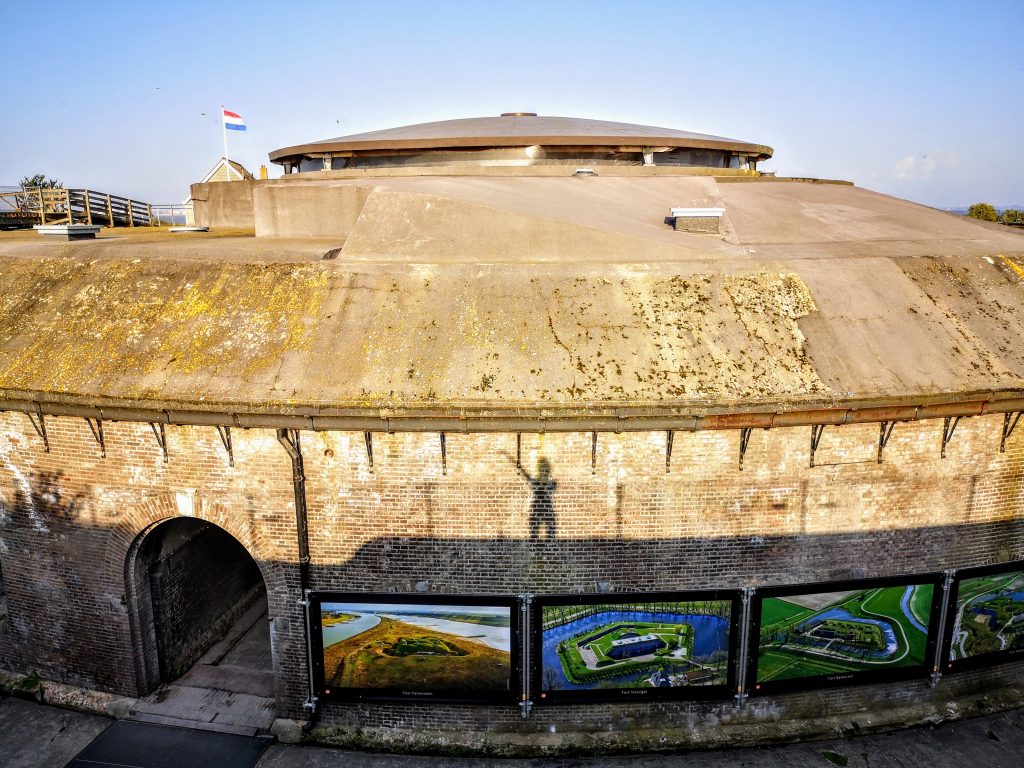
[519,457,557,541]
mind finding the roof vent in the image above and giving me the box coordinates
[500,112,537,117]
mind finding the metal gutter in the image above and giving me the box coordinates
[2,393,1022,433]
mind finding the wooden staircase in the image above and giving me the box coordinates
[0,187,155,229]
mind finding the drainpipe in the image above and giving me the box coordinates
[276,428,318,721]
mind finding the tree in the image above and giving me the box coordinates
[16,174,63,215]
[1000,208,1023,225]
[967,203,998,222]
[19,173,62,191]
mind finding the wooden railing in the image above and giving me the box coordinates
[0,187,156,228]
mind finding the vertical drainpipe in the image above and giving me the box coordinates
[276,428,318,719]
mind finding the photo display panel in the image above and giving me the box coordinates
[309,593,520,704]
[532,590,742,704]
[943,560,1024,673]
[748,573,944,695]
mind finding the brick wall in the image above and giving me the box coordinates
[142,519,264,680]
[0,409,1021,746]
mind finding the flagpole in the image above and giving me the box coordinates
[221,105,231,182]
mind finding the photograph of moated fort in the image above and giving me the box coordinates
[756,585,933,684]
[950,571,1024,661]
[541,601,731,691]
[319,602,511,694]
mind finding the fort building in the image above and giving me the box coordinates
[0,113,1022,754]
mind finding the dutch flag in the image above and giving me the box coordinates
[223,108,246,131]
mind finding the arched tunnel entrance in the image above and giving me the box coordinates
[125,517,276,732]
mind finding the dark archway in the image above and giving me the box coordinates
[125,517,270,695]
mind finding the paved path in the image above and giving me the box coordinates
[129,602,276,735]
[2,695,1023,768]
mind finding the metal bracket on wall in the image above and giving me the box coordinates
[738,427,753,471]
[149,422,168,463]
[364,431,374,471]
[941,416,962,459]
[516,432,522,469]
[930,568,957,688]
[1000,411,1022,453]
[665,429,674,473]
[591,431,598,475]
[518,593,533,718]
[26,405,49,453]
[809,424,827,468]
[439,431,447,476]
[734,586,755,706]
[216,425,234,467]
[877,420,897,463]
[84,417,105,458]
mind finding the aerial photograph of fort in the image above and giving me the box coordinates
[541,600,731,692]
[756,585,933,684]
[319,602,511,695]
[950,570,1024,661]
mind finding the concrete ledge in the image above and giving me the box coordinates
[669,207,725,234]
[34,224,101,240]
[303,683,1024,757]
[0,669,130,719]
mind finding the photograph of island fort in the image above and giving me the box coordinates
[756,584,934,684]
[319,601,512,695]
[950,569,1024,662]
[540,600,732,692]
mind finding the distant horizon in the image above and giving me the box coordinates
[322,603,508,616]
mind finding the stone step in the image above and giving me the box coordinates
[129,711,265,738]
[133,684,276,730]
[176,663,275,698]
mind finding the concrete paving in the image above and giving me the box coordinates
[3,694,1024,768]
[129,605,276,735]
[0,696,109,768]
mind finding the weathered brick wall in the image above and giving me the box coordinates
[144,519,264,680]
[0,409,1021,746]
[0,414,307,716]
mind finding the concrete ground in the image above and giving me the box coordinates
[130,601,276,735]
[3,695,1024,768]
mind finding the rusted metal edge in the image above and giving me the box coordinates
[1,394,1021,433]
[269,136,774,163]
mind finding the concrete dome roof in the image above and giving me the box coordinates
[2,178,1023,428]
[268,114,774,164]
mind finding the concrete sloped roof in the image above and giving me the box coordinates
[0,178,1022,417]
[268,115,773,162]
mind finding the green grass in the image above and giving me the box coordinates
[958,573,1024,604]
[388,636,465,657]
[756,585,934,683]
[322,612,358,626]
[757,650,854,682]
[760,599,814,632]
[909,585,934,628]
[857,586,930,663]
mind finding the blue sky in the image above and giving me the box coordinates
[1,1,1020,207]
